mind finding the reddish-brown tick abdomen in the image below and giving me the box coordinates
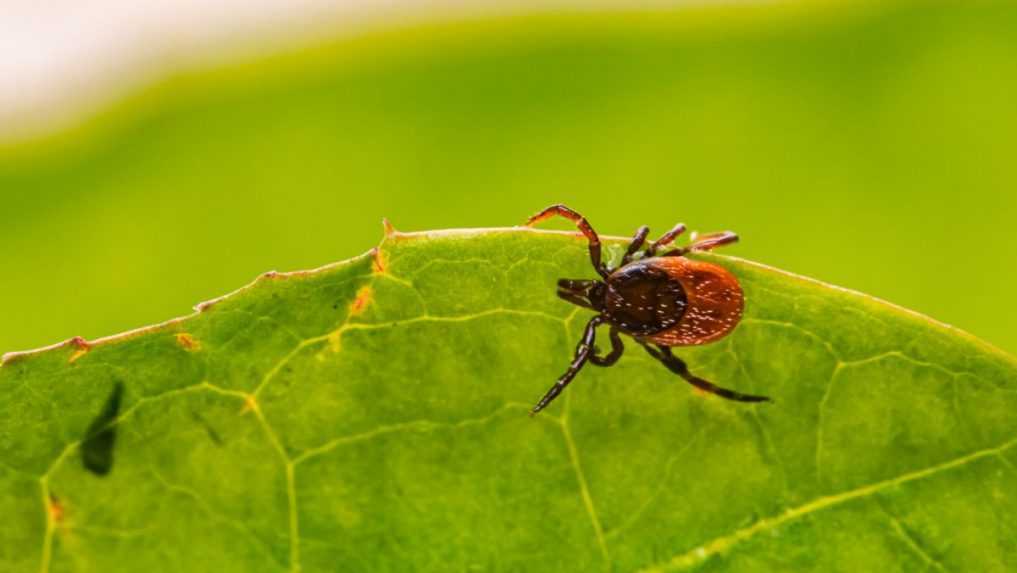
[640,256,744,347]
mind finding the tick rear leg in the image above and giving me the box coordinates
[689,230,739,252]
[531,316,603,415]
[590,327,624,367]
[641,343,770,402]
[645,223,688,257]
[526,204,608,278]
[665,231,739,256]
[620,226,650,267]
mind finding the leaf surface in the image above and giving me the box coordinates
[2,228,1016,573]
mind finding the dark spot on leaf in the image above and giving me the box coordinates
[191,411,224,446]
[81,381,124,476]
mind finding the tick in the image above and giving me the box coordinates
[526,204,770,415]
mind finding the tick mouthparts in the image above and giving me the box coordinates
[557,278,589,291]
[556,282,588,300]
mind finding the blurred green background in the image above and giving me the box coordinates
[2,1,1016,357]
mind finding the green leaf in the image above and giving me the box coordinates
[2,227,1016,572]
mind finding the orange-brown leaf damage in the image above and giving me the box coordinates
[175,333,200,351]
[371,247,388,274]
[48,494,65,524]
[350,286,373,316]
[67,336,91,364]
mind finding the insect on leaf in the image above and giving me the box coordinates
[2,227,1016,572]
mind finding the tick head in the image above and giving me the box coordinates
[556,279,606,311]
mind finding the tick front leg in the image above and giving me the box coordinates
[531,316,603,415]
[526,204,608,278]
[590,327,624,367]
[641,343,770,403]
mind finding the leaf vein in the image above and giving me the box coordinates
[292,403,531,465]
[635,434,1017,573]
[879,504,949,572]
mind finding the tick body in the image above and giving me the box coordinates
[526,204,770,415]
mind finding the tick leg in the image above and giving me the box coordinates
[641,343,770,403]
[531,316,603,415]
[526,204,608,278]
[590,327,624,367]
[664,231,739,256]
[645,223,687,257]
[620,226,650,267]
[689,231,739,252]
